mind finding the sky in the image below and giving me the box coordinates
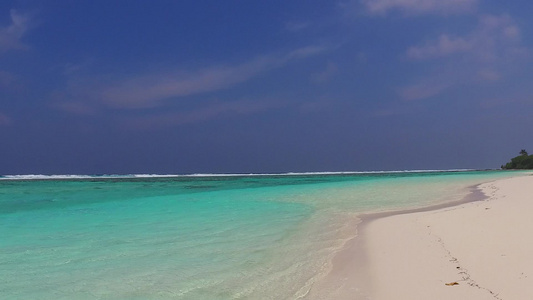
[1,0,532,174]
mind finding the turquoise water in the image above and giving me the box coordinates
[0,171,528,299]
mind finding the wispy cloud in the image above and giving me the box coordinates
[54,100,96,116]
[101,58,274,109]
[407,35,472,60]
[88,45,329,109]
[360,0,478,15]
[286,45,331,60]
[0,9,32,53]
[0,112,11,125]
[285,21,310,32]
[121,98,284,129]
[407,14,525,62]
[0,70,15,87]
[400,14,528,100]
[0,70,24,92]
[399,81,451,101]
[311,62,339,83]
[476,69,500,81]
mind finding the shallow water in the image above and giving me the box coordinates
[0,170,526,299]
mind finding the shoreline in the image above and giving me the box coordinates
[306,184,488,299]
[306,172,533,299]
[351,183,489,299]
[305,182,488,299]
[356,173,533,299]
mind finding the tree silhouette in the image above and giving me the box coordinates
[502,150,533,169]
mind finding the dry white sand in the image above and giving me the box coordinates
[361,174,533,299]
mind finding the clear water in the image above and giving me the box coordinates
[0,171,527,299]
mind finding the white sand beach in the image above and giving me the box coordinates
[359,174,533,299]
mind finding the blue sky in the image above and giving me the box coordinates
[1,0,532,174]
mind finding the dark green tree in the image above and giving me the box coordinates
[502,149,533,169]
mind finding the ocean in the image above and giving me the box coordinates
[0,170,526,299]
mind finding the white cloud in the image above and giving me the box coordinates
[97,45,329,109]
[407,14,524,62]
[0,112,11,125]
[101,59,273,108]
[53,45,330,113]
[285,21,310,32]
[287,45,330,59]
[407,35,472,59]
[54,101,96,115]
[399,81,450,100]
[311,62,339,83]
[0,9,31,53]
[360,0,478,15]
[0,70,24,91]
[0,70,15,87]
[400,14,528,100]
[476,69,500,81]
[120,99,284,129]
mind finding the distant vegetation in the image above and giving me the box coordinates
[502,149,533,169]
